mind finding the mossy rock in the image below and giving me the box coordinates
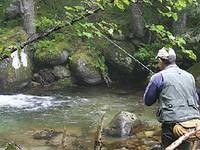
[34,41,69,66]
[0,27,28,50]
[103,111,140,137]
[98,40,136,74]
[51,78,73,89]
[188,62,200,88]
[69,50,103,85]
[0,62,32,93]
[0,27,32,93]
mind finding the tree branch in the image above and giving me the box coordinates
[0,2,107,61]
[166,126,200,150]
[20,6,102,49]
[94,113,105,150]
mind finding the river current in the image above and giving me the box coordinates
[0,86,158,150]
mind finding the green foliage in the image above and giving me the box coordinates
[33,31,71,60]
[113,0,132,10]
[0,27,27,59]
[134,43,161,70]
[147,24,197,60]
[34,40,56,56]
[87,41,108,76]
[74,21,121,39]
[5,143,18,150]
[35,17,64,32]
[34,39,67,60]
[1,0,199,70]
[0,0,12,19]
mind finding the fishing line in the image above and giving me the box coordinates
[101,34,154,74]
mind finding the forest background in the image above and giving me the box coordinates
[0,0,200,91]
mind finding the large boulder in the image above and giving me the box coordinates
[104,111,140,137]
[0,27,32,93]
[188,62,200,88]
[69,50,103,85]
[103,42,136,74]
[0,51,32,93]
[34,49,69,66]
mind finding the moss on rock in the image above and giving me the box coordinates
[70,50,96,70]
[0,56,32,92]
[0,27,27,51]
[0,27,32,93]
[69,50,103,85]
[34,40,70,66]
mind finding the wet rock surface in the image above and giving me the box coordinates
[104,111,140,137]
[69,50,103,85]
[32,129,61,140]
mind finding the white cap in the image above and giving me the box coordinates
[156,47,176,60]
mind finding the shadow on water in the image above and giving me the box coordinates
[0,85,160,150]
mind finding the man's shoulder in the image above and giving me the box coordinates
[150,72,163,86]
[151,72,162,81]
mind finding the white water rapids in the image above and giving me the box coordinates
[0,94,90,111]
[11,49,28,69]
[0,94,59,111]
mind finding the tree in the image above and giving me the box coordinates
[131,3,145,38]
[0,0,198,62]
[20,0,36,36]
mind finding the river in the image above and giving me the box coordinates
[0,86,159,150]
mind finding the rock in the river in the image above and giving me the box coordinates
[33,129,61,140]
[104,111,140,137]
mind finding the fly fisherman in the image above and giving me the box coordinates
[143,47,200,149]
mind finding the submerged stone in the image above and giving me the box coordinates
[104,111,140,137]
[33,129,61,140]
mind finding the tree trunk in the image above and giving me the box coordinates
[173,11,187,36]
[20,0,36,36]
[131,3,145,38]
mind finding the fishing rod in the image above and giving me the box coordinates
[101,34,154,74]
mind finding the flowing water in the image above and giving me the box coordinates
[0,86,159,150]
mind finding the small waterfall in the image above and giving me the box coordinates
[11,49,28,69]
[21,49,28,67]
[0,94,55,111]
[11,50,21,69]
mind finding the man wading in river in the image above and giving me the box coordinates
[143,47,200,149]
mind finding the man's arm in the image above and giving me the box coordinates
[143,73,163,106]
